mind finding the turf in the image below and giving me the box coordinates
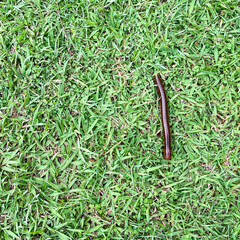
[0,0,240,239]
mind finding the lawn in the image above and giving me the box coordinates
[0,0,240,239]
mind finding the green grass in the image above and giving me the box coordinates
[0,0,240,239]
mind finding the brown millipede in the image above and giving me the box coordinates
[154,73,171,160]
